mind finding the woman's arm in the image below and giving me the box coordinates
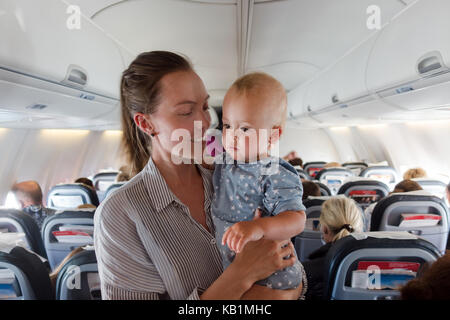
[200,238,297,300]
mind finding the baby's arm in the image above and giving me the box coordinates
[222,209,305,253]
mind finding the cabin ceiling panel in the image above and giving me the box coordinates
[91,0,239,91]
[248,0,407,91]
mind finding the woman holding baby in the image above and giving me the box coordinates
[94,51,306,300]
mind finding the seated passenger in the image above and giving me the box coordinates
[363,179,423,230]
[400,253,450,300]
[74,177,95,190]
[288,157,303,169]
[323,162,341,168]
[302,197,363,300]
[115,165,132,182]
[10,181,55,230]
[302,181,321,202]
[283,150,299,162]
[403,167,427,180]
[446,183,450,205]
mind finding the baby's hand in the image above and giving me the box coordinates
[222,220,264,253]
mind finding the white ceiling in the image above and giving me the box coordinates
[0,0,429,129]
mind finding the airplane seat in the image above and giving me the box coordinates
[55,247,99,300]
[315,168,355,195]
[41,209,95,270]
[303,162,326,180]
[342,162,368,175]
[295,168,309,180]
[314,182,332,197]
[338,179,390,209]
[323,231,441,300]
[369,192,449,254]
[0,246,53,300]
[103,182,126,200]
[359,166,399,190]
[0,209,46,259]
[412,178,448,199]
[47,183,99,211]
[93,172,119,202]
[294,196,333,262]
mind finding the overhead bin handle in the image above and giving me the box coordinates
[417,51,447,76]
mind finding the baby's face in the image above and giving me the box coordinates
[221,89,280,162]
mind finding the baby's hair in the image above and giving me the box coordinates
[229,72,287,127]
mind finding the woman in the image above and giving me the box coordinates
[93,51,301,300]
[302,197,363,300]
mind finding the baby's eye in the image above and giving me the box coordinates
[223,124,230,129]
[240,127,249,132]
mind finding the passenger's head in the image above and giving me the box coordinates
[302,181,321,201]
[283,151,299,161]
[403,168,427,180]
[10,181,43,208]
[116,166,131,182]
[289,157,303,168]
[221,72,287,162]
[319,197,363,243]
[392,179,423,194]
[400,254,450,300]
[120,51,210,175]
[74,177,94,189]
[324,162,341,168]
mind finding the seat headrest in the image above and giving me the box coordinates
[47,183,99,210]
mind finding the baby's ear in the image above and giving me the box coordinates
[269,126,283,145]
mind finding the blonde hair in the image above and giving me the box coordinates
[403,168,427,180]
[324,162,341,168]
[228,72,287,127]
[320,197,364,242]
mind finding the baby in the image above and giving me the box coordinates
[211,72,307,298]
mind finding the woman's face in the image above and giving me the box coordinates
[320,224,334,243]
[144,70,211,162]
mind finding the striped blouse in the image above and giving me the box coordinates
[93,157,223,300]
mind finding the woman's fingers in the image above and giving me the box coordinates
[222,227,231,246]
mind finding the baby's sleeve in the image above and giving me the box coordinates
[262,166,306,216]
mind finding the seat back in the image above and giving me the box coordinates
[0,209,46,258]
[294,197,332,262]
[47,184,99,210]
[104,182,126,200]
[55,248,99,300]
[315,182,332,197]
[370,192,449,254]
[359,166,399,190]
[0,246,53,300]
[315,168,355,195]
[324,232,441,300]
[342,162,368,175]
[338,180,390,209]
[93,172,118,202]
[303,162,326,179]
[413,179,448,199]
[295,168,309,181]
[41,209,95,270]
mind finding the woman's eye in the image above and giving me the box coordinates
[179,112,192,116]
[203,104,209,111]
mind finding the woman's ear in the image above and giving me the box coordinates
[134,112,155,136]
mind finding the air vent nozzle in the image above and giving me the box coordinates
[62,64,88,88]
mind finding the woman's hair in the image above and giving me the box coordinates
[403,168,427,180]
[392,179,423,193]
[401,254,450,300]
[302,181,321,201]
[320,197,364,242]
[120,51,193,175]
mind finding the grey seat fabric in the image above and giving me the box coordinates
[342,162,368,175]
[0,209,46,259]
[47,183,99,210]
[413,179,448,199]
[359,166,399,189]
[0,246,53,300]
[41,209,95,270]
[323,232,441,300]
[370,193,449,254]
[315,168,355,195]
[55,249,99,300]
[93,172,118,202]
